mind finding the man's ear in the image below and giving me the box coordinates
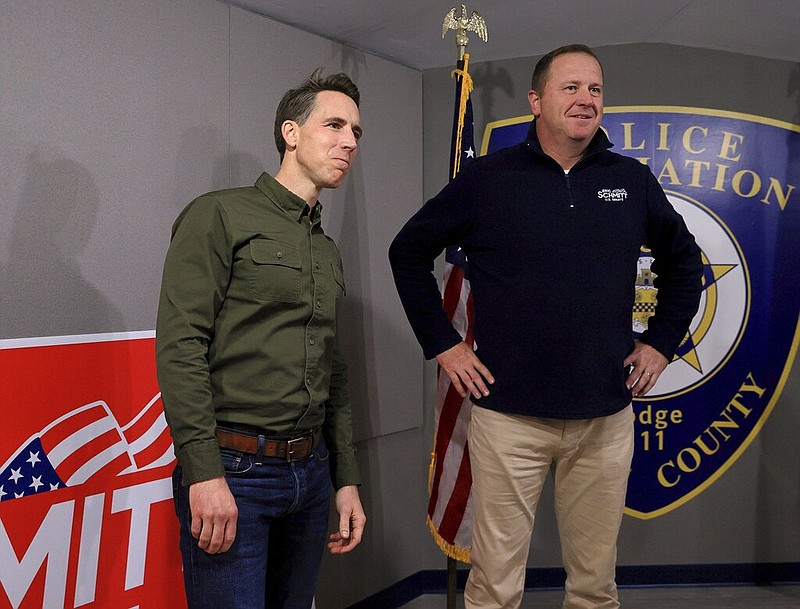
[528,90,541,117]
[281,120,298,152]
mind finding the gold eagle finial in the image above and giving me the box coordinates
[442,4,488,60]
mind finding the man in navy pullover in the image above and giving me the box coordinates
[389,45,702,609]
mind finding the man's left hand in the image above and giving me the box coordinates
[624,340,668,398]
[328,485,365,554]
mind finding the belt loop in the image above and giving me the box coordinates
[255,434,266,465]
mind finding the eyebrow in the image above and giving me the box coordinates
[558,79,604,92]
[561,78,602,85]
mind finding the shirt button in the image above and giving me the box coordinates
[309,338,316,346]
[276,251,283,259]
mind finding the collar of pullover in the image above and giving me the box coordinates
[524,118,613,165]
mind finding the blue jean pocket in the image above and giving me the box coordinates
[312,438,329,463]
[220,447,253,475]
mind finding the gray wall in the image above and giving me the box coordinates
[2,1,798,605]
[423,43,800,576]
[1,1,431,606]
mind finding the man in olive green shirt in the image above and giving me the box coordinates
[156,70,365,609]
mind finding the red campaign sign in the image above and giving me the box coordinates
[0,333,186,609]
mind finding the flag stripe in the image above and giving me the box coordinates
[121,394,175,470]
[442,263,464,320]
[66,441,132,485]
[465,289,475,346]
[126,442,175,472]
[39,402,112,458]
[122,394,164,436]
[127,426,174,471]
[439,443,472,540]
[55,428,129,483]
[46,416,119,466]
[126,411,167,456]
[428,385,465,515]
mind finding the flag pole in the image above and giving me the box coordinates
[447,556,457,609]
[439,6,488,608]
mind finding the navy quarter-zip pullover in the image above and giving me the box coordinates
[389,121,703,419]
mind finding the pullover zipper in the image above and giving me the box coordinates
[526,133,609,210]
[565,172,576,209]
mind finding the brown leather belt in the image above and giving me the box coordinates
[215,427,322,462]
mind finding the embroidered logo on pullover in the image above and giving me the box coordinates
[598,188,628,202]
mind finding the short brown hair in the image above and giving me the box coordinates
[273,69,360,161]
[530,44,603,93]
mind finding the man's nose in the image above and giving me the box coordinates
[576,88,593,103]
[341,128,358,150]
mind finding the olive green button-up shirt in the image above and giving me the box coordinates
[156,173,360,489]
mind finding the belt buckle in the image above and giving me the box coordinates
[286,432,311,462]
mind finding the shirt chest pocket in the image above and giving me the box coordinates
[248,238,302,303]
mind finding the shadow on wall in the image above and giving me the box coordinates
[218,152,265,191]
[0,151,123,339]
[334,149,381,443]
[472,62,516,131]
[333,44,368,86]
[169,126,235,215]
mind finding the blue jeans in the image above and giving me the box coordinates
[173,438,332,609]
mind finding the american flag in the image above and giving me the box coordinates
[0,393,173,502]
[426,52,477,563]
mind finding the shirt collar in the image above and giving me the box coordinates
[254,172,323,223]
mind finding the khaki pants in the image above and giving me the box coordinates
[465,404,634,609]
